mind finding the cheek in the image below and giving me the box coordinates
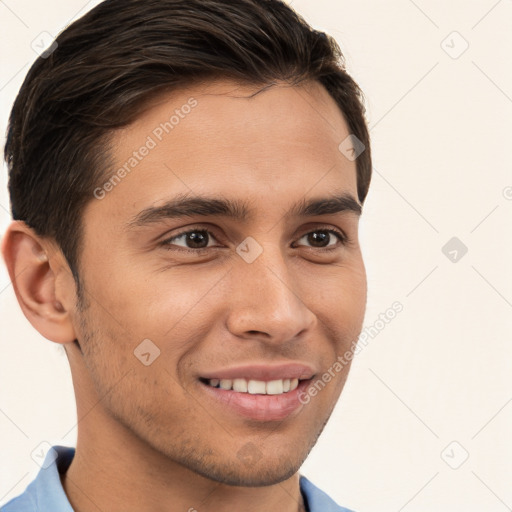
[143,269,232,341]
[79,251,201,338]
[76,303,194,424]
[75,308,131,385]
[307,260,367,333]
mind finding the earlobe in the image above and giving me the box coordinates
[1,220,77,345]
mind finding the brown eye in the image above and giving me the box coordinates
[296,229,346,250]
[161,229,218,251]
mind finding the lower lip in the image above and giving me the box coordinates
[199,379,312,422]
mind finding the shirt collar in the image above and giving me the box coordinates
[24,445,74,512]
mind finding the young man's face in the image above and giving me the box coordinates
[70,79,367,485]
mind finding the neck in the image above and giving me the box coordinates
[61,407,306,512]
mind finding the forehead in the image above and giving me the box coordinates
[89,79,358,223]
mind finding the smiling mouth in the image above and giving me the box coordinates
[199,377,304,395]
[197,373,315,421]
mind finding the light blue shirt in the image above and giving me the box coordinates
[1,445,355,512]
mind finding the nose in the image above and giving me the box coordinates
[225,245,317,343]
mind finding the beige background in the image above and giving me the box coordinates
[1,1,511,510]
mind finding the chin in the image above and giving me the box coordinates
[177,443,308,488]
[202,459,303,487]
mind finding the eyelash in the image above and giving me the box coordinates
[159,225,349,254]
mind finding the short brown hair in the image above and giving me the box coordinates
[4,0,372,289]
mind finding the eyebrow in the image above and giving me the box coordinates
[126,191,362,229]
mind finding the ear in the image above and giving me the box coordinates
[1,220,77,345]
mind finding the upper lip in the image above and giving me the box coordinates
[199,362,316,382]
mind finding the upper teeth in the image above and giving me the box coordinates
[207,378,299,394]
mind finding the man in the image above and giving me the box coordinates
[1,0,372,510]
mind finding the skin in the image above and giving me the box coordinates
[2,78,367,512]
